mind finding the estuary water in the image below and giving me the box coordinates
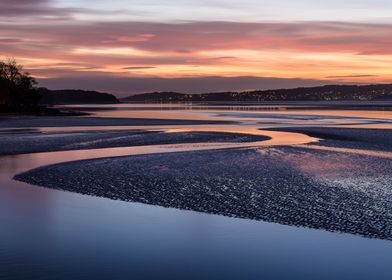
[1,102,392,280]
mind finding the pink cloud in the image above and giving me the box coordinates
[1,20,391,85]
[2,21,392,55]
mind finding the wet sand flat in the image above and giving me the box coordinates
[0,130,268,156]
[0,116,233,128]
[15,127,392,240]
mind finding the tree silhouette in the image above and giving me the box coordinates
[0,58,41,111]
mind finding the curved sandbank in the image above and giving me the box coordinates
[10,124,392,240]
[0,130,270,156]
[15,142,392,241]
[4,127,317,175]
[0,116,234,128]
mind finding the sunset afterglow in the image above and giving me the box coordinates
[1,0,392,94]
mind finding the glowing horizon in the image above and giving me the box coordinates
[1,0,392,94]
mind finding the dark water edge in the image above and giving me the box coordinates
[2,179,392,280]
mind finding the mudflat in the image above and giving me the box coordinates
[15,126,392,240]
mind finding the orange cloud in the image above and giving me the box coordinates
[0,20,391,85]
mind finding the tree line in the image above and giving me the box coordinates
[0,58,41,112]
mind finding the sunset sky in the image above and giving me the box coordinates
[1,0,392,95]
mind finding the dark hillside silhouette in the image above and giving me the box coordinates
[122,84,392,103]
[39,88,119,105]
[122,92,186,103]
[1,59,118,114]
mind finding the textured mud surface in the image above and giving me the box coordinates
[0,130,268,155]
[16,143,392,240]
[0,116,232,128]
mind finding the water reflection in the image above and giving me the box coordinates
[74,103,392,129]
[0,128,317,176]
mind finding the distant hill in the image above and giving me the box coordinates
[121,92,186,103]
[39,88,119,105]
[374,94,392,100]
[122,84,392,103]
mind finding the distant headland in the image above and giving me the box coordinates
[122,84,392,103]
[38,88,119,105]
